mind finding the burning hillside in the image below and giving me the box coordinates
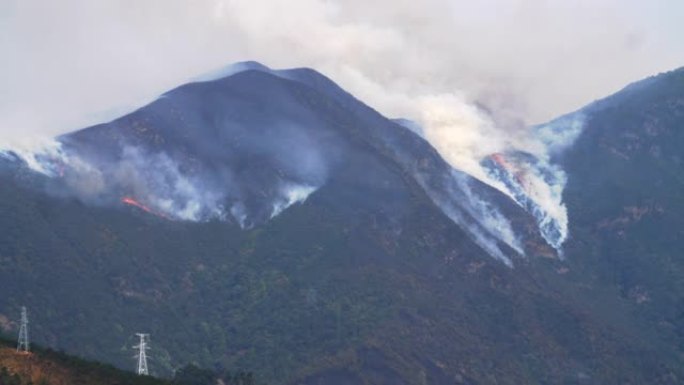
[121,196,171,220]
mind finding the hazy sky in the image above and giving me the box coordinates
[1,0,683,142]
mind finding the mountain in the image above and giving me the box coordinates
[0,63,683,384]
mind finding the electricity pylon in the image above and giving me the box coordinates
[16,306,29,353]
[134,333,150,375]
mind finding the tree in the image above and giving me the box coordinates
[172,364,216,385]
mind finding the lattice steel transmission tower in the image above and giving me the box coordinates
[16,306,29,353]
[134,333,150,375]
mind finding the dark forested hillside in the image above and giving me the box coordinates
[0,336,166,385]
[561,67,684,367]
[0,336,258,385]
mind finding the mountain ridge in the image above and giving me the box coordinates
[50,63,553,264]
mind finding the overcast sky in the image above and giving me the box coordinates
[1,0,683,143]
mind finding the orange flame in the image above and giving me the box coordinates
[121,196,170,219]
[490,153,511,170]
[489,153,526,187]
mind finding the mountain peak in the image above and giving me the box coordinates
[192,60,273,82]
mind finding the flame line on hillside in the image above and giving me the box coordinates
[121,196,172,220]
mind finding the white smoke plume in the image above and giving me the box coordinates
[0,137,68,177]
[0,140,225,221]
[446,171,524,267]
[270,183,317,219]
[0,136,324,226]
[110,148,227,221]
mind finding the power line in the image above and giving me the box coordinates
[16,306,29,353]
[133,333,150,375]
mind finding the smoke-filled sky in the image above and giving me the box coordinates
[1,0,683,143]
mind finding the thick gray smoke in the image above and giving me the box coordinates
[0,137,321,226]
[2,0,682,142]
[420,169,524,267]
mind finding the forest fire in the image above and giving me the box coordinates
[121,196,170,220]
[490,153,511,170]
[489,152,526,187]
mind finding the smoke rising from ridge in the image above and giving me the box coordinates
[0,117,327,226]
[2,0,683,261]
